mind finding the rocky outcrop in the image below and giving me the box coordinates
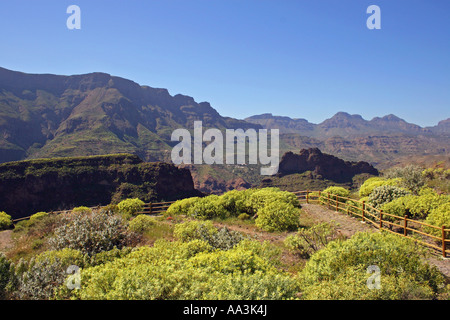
[0,154,202,219]
[277,148,378,183]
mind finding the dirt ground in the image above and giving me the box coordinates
[0,230,13,254]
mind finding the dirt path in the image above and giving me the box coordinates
[0,230,13,254]
[301,203,376,237]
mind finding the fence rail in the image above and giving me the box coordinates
[11,189,449,258]
[295,190,449,258]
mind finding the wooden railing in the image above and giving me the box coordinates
[293,190,450,258]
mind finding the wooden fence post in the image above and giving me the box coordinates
[327,193,330,209]
[443,225,447,258]
[404,215,408,237]
[379,210,383,229]
[306,190,309,204]
[335,195,339,212]
[318,191,322,205]
[149,202,152,215]
[362,201,365,222]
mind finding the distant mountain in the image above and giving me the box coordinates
[246,112,449,169]
[246,112,440,137]
[0,67,260,164]
[428,118,450,134]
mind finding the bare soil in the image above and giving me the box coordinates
[0,230,13,253]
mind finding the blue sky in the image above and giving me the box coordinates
[0,0,449,127]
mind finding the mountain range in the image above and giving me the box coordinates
[246,113,449,168]
[0,67,448,189]
[245,112,449,137]
[0,67,257,164]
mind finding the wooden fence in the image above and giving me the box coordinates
[11,189,449,258]
[293,190,450,258]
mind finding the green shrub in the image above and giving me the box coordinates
[12,248,85,300]
[238,213,250,220]
[166,197,200,216]
[384,165,426,194]
[301,265,435,300]
[0,211,12,230]
[359,177,402,197]
[424,203,450,239]
[322,186,350,199]
[381,189,449,220]
[88,247,134,267]
[72,206,92,214]
[255,201,300,232]
[74,239,298,300]
[128,215,156,233]
[29,212,49,224]
[48,211,135,256]
[300,232,444,297]
[117,198,145,216]
[174,220,244,250]
[205,227,245,251]
[284,221,343,258]
[367,185,410,209]
[174,220,218,242]
[381,197,409,221]
[319,186,350,209]
[0,253,11,299]
[187,195,229,220]
[219,189,256,216]
[245,188,299,215]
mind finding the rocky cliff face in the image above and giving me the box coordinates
[277,148,379,183]
[0,154,202,219]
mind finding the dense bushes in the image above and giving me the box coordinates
[367,185,410,209]
[284,221,343,258]
[117,198,145,216]
[29,211,49,223]
[10,248,85,300]
[382,188,449,219]
[0,254,10,299]
[128,215,156,233]
[384,165,426,194]
[299,232,445,299]
[174,220,244,250]
[425,203,450,238]
[187,195,229,220]
[321,186,350,199]
[255,201,300,232]
[0,211,12,230]
[166,188,301,232]
[48,210,136,256]
[166,197,200,216]
[359,177,402,197]
[73,239,299,300]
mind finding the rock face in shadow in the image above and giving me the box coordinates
[0,154,202,219]
[277,148,379,183]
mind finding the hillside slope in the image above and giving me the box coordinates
[0,154,202,219]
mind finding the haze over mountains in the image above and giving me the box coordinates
[0,67,448,171]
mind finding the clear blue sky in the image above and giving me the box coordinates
[0,0,449,127]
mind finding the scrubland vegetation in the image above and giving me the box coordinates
[0,165,449,300]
